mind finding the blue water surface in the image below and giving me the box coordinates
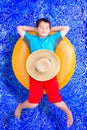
[0,0,87,130]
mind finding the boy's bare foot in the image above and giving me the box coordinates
[14,103,22,119]
[67,110,73,127]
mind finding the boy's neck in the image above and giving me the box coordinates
[38,35,47,38]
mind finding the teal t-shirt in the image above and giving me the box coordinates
[23,32,62,53]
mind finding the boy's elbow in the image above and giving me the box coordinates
[67,26,70,31]
[17,26,21,32]
[16,26,25,38]
[65,26,70,34]
[61,26,70,38]
[17,26,23,35]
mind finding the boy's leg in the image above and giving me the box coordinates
[45,77,73,127]
[15,77,44,119]
[14,101,38,119]
[54,101,73,127]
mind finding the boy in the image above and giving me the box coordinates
[15,18,73,127]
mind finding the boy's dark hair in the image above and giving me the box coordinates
[36,18,51,28]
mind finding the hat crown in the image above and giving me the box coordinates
[35,58,52,73]
[26,50,60,81]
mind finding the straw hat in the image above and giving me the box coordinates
[26,50,60,81]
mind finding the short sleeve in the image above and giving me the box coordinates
[23,32,34,47]
[51,31,62,42]
[50,31,63,49]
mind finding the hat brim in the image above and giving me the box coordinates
[26,50,60,81]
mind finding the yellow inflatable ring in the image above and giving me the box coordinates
[12,32,76,90]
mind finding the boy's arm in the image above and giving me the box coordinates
[51,26,70,38]
[17,26,36,38]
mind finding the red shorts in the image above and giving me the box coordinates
[28,76,62,103]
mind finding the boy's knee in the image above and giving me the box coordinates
[53,101,63,107]
[28,102,39,108]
